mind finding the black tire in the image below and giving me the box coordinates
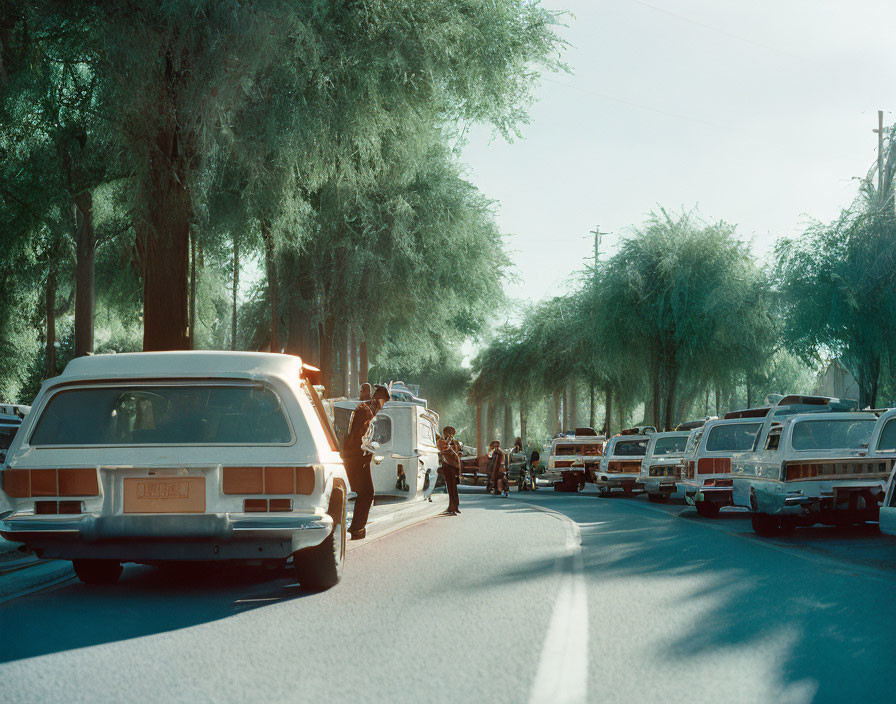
[294,484,346,590]
[599,486,610,497]
[695,501,721,518]
[751,513,783,537]
[73,559,122,585]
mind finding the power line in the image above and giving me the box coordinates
[625,0,802,60]
[541,76,728,130]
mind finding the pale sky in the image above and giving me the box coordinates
[462,0,896,309]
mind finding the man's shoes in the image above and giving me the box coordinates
[349,528,366,540]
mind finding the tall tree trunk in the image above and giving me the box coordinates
[663,361,678,432]
[140,106,192,351]
[603,387,612,437]
[552,390,561,436]
[231,237,239,350]
[73,191,95,357]
[349,328,359,397]
[319,315,334,394]
[650,358,661,429]
[261,219,278,352]
[45,257,57,378]
[714,386,720,416]
[359,339,368,384]
[503,402,513,445]
[519,395,528,444]
[561,386,569,431]
[476,404,483,455]
[746,378,753,409]
[569,382,578,429]
[189,230,196,349]
[589,377,596,429]
[486,401,496,444]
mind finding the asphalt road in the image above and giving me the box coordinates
[2,488,896,703]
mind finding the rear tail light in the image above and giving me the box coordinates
[223,467,315,495]
[784,461,891,481]
[697,457,731,474]
[607,461,641,473]
[34,500,84,514]
[242,498,294,513]
[2,469,98,498]
[243,499,268,512]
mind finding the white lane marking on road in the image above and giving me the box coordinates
[528,509,588,704]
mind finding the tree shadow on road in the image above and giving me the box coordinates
[469,491,896,701]
[0,562,313,663]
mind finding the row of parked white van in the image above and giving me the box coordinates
[548,395,896,537]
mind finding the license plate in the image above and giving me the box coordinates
[123,477,206,514]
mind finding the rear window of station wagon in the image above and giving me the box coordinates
[30,384,293,446]
[791,418,875,452]
[612,440,647,456]
[705,423,762,452]
[653,436,688,455]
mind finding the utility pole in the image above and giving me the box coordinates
[876,110,885,196]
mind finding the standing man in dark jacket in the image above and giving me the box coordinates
[343,384,390,540]
[437,426,461,515]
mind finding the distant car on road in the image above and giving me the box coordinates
[0,352,349,589]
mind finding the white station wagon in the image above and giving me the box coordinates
[731,398,888,536]
[596,430,650,496]
[0,352,349,589]
[640,431,690,502]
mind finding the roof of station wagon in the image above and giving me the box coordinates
[58,351,304,381]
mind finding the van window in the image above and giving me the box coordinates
[30,384,293,446]
[418,419,437,448]
[705,423,762,452]
[372,416,392,446]
[877,418,896,452]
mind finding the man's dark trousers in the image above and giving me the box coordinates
[445,469,459,513]
[347,455,374,533]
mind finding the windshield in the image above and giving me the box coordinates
[705,423,762,452]
[791,418,876,452]
[653,436,688,455]
[613,439,647,457]
[30,384,292,446]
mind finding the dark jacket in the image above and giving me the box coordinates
[342,400,378,463]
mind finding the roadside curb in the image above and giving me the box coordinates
[349,494,448,551]
[0,559,75,605]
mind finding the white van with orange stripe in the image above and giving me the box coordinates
[0,352,349,589]
[731,399,888,536]
[678,409,770,517]
[547,430,605,492]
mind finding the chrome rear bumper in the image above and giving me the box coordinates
[0,512,332,561]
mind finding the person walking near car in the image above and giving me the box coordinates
[487,440,509,497]
[343,384,390,540]
[437,425,461,515]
